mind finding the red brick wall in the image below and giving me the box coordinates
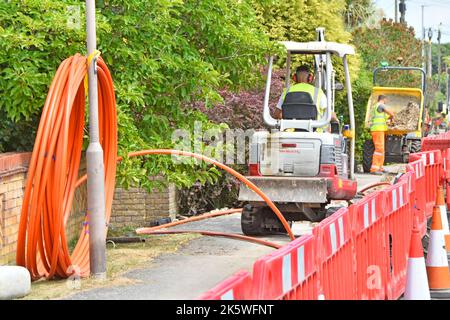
[0,152,86,265]
[110,184,177,229]
[0,153,30,264]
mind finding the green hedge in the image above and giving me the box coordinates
[0,0,273,189]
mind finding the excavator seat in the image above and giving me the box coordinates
[281,91,318,121]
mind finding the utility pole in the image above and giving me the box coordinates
[438,24,442,89]
[446,67,449,111]
[422,5,426,70]
[395,0,398,23]
[428,28,433,80]
[86,0,107,279]
[447,67,450,114]
[399,0,406,24]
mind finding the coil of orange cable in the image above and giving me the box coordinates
[16,54,117,280]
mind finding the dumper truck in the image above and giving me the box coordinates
[362,66,427,172]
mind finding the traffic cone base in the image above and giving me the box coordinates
[405,225,430,300]
[405,258,430,300]
[426,206,450,292]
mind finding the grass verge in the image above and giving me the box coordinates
[21,233,200,300]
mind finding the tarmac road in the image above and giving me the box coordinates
[65,169,397,300]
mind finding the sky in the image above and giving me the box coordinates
[374,0,450,43]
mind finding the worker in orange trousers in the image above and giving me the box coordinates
[369,95,394,175]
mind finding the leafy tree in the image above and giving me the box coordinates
[352,19,422,88]
[0,0,273,190]
[251,0,354,46]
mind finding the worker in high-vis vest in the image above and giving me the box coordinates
[274,65,338,127]
[369,95,395,175]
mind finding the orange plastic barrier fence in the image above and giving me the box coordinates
[422,134,450,210]
[351,190,387,300]
[383,178,413,300]
[406,158,427,236]
[409,150,441,217]
[200,149,443,300]
[421,132,450,153]
[445,149,450,210]
[314,208,354,299]
[251,234,318,300]
[198,270,254,300]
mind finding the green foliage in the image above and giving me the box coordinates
[0,0,272,190]
[352,20,422,88]
[0,0,109,121]
[348,69,372,161]
[343,0,375,30]
[252,0,352,44]
[178,174,240,216]
[432,43,450,75]
[429,43,449,116]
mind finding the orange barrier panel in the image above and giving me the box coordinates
[252,234,318,300]
[314,208,354,299]
[444,149,450,211]
[351,190,387,300]
[406,158,427,236]
[421,132,450,153]
[410,150,441,217]
[383,178,413,300]
[198,270,255,300]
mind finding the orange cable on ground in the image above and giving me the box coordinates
[144,230,282,249]
[16,55,294,281]
[359,181,392,194]
[136,209,242,233]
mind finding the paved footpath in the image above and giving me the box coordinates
[65,172,387,300]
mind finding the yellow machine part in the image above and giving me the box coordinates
[364,87,424,136]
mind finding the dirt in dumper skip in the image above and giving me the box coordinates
[388,101,420,131]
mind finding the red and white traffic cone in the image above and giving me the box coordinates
[436,185,450,258]
[426,205,450,298]
[404,223,430,300]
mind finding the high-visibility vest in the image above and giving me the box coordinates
[370,103,389,132]
[282,83,325,117]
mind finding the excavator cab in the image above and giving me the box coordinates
[238,28,358,236]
